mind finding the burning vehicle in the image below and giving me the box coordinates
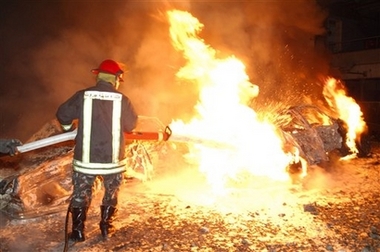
[276,104,371,170]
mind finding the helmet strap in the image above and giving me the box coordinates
[115,76,120,90]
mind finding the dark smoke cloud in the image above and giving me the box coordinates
[0,0,329,141]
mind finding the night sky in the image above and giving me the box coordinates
[0,0,331,142]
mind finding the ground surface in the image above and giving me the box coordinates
[2,143,380,252]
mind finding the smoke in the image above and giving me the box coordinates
[0,0,328,141]
[187,1,329,107]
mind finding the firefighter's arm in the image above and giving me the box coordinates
[56,91,81,132]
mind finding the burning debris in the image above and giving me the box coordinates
[166,10,370,190]
[275,105,371,167]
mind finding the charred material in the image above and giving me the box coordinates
[276,105,371,168]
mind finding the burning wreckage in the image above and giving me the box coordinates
[0,105,370,220]
[275,104,371,174]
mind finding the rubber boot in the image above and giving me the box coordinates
[69,207,87,242]
[99,205,117,239]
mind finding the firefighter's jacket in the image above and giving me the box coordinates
[56,81,138,175]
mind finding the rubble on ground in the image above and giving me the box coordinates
[1,143,380,251]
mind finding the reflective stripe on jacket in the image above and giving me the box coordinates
[56,81,138,175]
[72,158,127,175]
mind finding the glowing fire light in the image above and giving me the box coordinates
[323,77,367,156]
[167,10,295,193]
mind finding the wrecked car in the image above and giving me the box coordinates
[275,104,371,170]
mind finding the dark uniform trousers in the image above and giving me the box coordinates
[71,171,123,208]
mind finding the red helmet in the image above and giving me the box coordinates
[91,59,124,77]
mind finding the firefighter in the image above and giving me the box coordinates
[56,59,138,242]
[0,139,22,156]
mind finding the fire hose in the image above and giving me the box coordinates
[16,125,233,154]
[16,126,173,154]
[63,195,72,252]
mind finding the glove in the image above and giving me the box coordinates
[61,123,74,132]
[0,139,22,156]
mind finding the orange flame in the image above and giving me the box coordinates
[167,10,295,193]
[323,77,367,156]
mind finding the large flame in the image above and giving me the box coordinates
[323,77,367,156]
[167,10,295,193]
